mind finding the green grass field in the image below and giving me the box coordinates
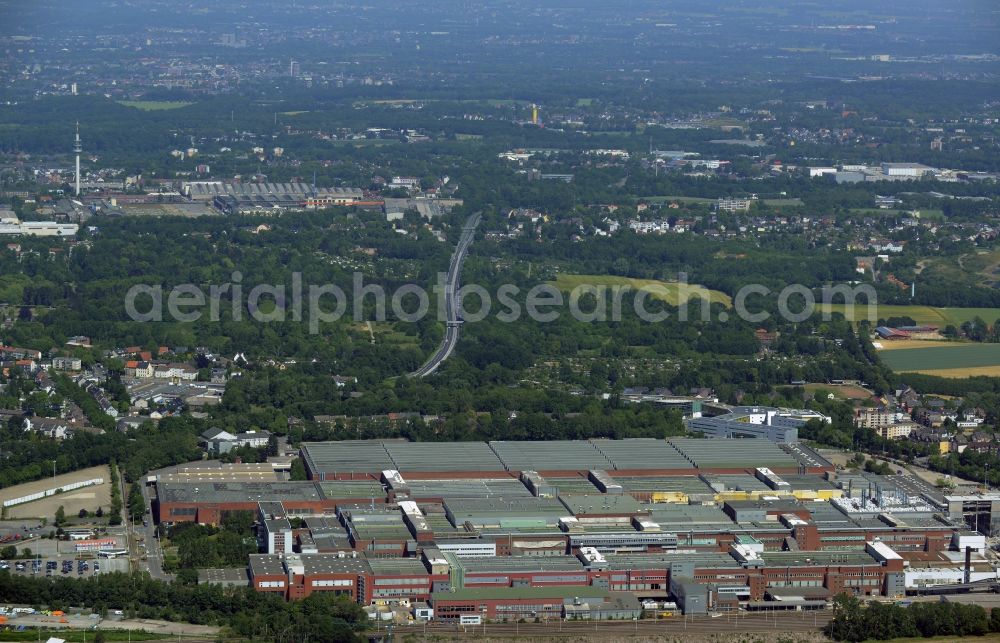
[762,198,805,206]
[117,100,194,111]
[550,274,731,307]
[879,343,1000,373]
[785,382,872,400]
[822,303,1000,328]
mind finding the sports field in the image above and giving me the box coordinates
[550,274,732,307]
[879,343,1000,377]
[822,303,1000,328]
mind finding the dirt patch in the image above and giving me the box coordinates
[876,340,968,351]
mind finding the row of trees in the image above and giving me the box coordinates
[825,594,998,641]
[0,570,366,642]
[0,416,204,490]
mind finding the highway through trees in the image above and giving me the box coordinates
[411,213,480,377]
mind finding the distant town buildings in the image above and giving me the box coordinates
[715,197,756,213]
[181,181,364,214]
[0,211,78,237]
[881,163,935,178]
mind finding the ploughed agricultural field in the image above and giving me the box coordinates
[878,342,1000,378]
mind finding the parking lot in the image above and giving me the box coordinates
[1,554,128,578]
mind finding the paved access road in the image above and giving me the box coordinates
[138,482,173,582]
[411,213,480,377]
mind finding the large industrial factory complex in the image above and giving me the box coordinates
[148,436,1000,621]
[181,181,366,214]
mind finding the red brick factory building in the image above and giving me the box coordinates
[147,438,996,619]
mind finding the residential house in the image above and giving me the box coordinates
[0,345,42,360]
[856,407,894,430]
[52,356,83,371]
[85,382,118,418]
[23,416,73,440]
[34,370,54,394]
[895,387,920,410]
[957,409,986,429]
[125,361,155,378]
[876,422,918,440]
[153,363,198,381]
[332,375,358,388]
[914,407,945,428]
[117,416,155,432]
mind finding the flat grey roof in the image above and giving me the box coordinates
[591,438,694,470]
[546,476,602,494]
[299,554,370,575]
[760,550,879,568]
[198,567,250,585]
[706,474,771,492]
[300,438,825,475]
[448,554,586,574]
[384,442,506,472]
[615,475,716,495]
[301,440,509,474]
[780,443,833,469]
[249,554,285,577]
[559,494,645,516]
[489,440,611,471]
[604,552,741,570]
[159,481,323,504]
[444,496,567,515]
[780,474,840,492]
[301,440,394,475]
[366,558,429,576]
[669,438,798,469]
[445,496,568,526]
[406,477,532,499]
[643,503,735,527]
[318,480,386,500]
